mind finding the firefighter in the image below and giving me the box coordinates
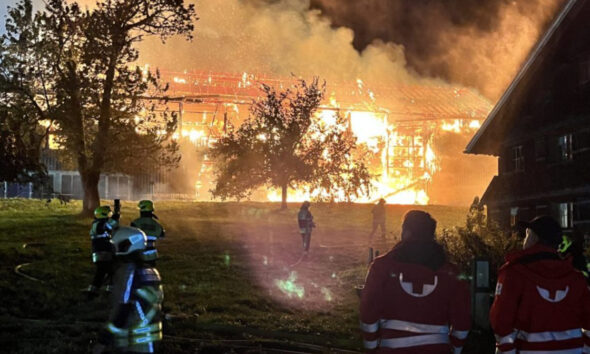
[86,205,119,299]
[297,201,315,254]
[490,215,590,353]
[369,198,386,242]
[360,210,471,353]
[93,226,163,354]
[130,200,165,266]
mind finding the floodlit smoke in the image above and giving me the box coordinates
[138,0,425,86]
[309,0,566,100]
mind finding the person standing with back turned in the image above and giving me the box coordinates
[490,215,590,353]
[297,201,315,254]
[360,210,471,353]
[131,200,165,266]
[369,198,387,243]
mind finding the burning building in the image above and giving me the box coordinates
[466,0,590,233]
[156,70,492,204]
[38,69,492,204]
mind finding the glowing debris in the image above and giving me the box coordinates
[223,252,231,267]
[321,287,333,302]
[263,256,268,266]
[275,271,304,299]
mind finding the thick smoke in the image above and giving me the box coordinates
[309,0,565,100]
[138,0,426,86]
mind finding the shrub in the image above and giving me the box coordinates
[439,197,520,281]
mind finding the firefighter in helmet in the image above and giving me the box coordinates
[93,226,163,354]
[86,205,119,299]
[131,200,165,266]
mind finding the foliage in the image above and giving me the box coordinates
[0,0,196,214]
[210,78,372,207]
[439,197,520,279]
[0,1,52,183]
[0,110,48,184]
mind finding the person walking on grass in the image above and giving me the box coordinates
[369,198,387,243]
[297,201,315,254]
[360,210,471,353]
[490,215,590,354]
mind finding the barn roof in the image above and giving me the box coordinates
[160,71,492,121]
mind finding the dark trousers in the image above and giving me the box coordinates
[370,221,386,238]
[91,261,113,289]
[301,232,311,251]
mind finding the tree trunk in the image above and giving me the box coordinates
[281,183,288,210]
[81,170,100,217]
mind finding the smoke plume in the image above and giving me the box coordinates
[309,0,565,100]
[138,0,427,87]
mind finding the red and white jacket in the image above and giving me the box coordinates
[490,244,590,354]
[360,249,471,353]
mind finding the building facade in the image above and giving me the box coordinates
[466,0,590,235]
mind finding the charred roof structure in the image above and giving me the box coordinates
[38,70,492,203]
[466,0,590,233]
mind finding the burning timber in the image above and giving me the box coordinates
[40,70,492,204]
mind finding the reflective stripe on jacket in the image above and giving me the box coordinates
[360,247,471,353]
[107,263,163,353]
[131,216,164,250]
[490,244,590,353]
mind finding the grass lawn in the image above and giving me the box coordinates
[0,199,493,353]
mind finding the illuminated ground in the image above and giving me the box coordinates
[0,199,493,353]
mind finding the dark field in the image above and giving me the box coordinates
[0,199,490,353]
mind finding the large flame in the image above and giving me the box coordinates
[146,70,489,204]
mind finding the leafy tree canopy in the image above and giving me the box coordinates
[0,0,52,183]
[0,0,197,213]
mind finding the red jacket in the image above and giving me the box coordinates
[360,243,471,353]
[490,244,590,353]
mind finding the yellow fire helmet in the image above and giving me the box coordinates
[94,205,113,219]
[138,200,154,212]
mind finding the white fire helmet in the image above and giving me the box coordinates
[111,226,147,256]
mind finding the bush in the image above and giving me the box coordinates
[439,197,520,281]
